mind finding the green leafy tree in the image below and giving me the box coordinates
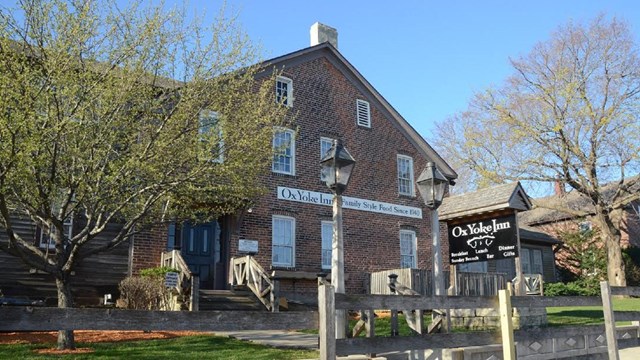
[432,16,640,287]
[0,0,287,349]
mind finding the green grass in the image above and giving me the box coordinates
[0,335,318,359]
[546,297,640,326]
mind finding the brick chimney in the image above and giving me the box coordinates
[310,22,338,49]
[554,179,566,197]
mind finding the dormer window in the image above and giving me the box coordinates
[276,76,293,107]
[198,110,224,163]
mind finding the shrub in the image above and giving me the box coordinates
[118,267,177,310]
[623,247,640,286]
[544,278,601,296]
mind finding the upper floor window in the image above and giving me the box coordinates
[39,216,73,249]
[521,248,543,275]
[272,215,295,267]
[400,230,417,268]
[397,155,415,196]
[272,128,295,175]
[321,221,333,270]
[276,76,293,107]
[356,99,371,128]
[320,137,334,159]
[199,110,224,163]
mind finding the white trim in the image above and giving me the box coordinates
[199,110,224,163]
[399,229,417,268]
[356,99,371,128]
[272,127,296,175]
[321,221,333,270]
[397,154,415,196]
[320,137,334,159]
[39,216,73,249]
[276,76,293,107]
[272,215,296,267]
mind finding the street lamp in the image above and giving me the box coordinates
[416,162,448,296]
[320,139,355,339]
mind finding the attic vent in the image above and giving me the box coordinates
[356,99,371,128]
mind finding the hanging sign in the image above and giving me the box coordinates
[449,214,518,264]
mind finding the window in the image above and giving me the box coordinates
[397,155,415,196]
[321,221,333,270]
[39,216,73,249]
[459,261,488,273]
[198,110,224,163]
[272,128,295,175]
[356,99,371,127]
[521,248,543,275]
[399,230,417,268]
[272,216,295,267]
[276,76,293,107]
[320,137,334,159]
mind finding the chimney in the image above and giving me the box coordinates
[310,22,338,49]
[554,179,566,197]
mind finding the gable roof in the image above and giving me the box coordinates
[438,182,532,221]
[257,43,457,181]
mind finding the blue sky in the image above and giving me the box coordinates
[197,0,640,140]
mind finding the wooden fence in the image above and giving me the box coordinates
[0,307,317,333]
[369,268,507,296]
[319,280,640,360]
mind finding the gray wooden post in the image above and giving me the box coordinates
[318,277,336,360]
[190,275,199,311]
[390,309,399,336]
[365,309,376,358]
[601,281,620,360]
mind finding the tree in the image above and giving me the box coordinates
[0,0,287,349]
[432,16,640,286]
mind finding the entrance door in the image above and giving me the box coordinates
[181,221,221,289]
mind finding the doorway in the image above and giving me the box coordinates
[180,221,226,289]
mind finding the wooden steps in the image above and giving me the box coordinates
[198,289,264,311]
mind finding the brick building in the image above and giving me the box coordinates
[0,23,456,305]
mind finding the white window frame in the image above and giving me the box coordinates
[198,110,224,163]
[320,137,334,159]
[356,99,371,128]
[397,155,415,196]
[272,128,296,175]
[399,229,417,269]
[39,216,73,249]
[272,215,295,267]
[521,247,543,275]
[276,76,293,107]
[321,221,333,270]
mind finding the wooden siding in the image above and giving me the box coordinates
[0,215,131,306]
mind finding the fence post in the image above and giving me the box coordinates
[498,288,515,360]
[390,309,399,336]
[190,275,199,311]
[601,281,620,360]
[318,276,336,360]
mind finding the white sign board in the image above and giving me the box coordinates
[165,272,179,288]
[239,239,259,253]
[277,186,422,219]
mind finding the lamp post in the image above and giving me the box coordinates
[416,162,448,296]
[320,139,355,339]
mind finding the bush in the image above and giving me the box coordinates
[118,267,177,310]
[623,247,640,286]
[544,277,601,296]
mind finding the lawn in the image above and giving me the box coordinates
[0,335,318,360]
[546,297,640,326]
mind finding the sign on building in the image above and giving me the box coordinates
[449,214,518,264]
[238,239,259,254]
[165,272,179,288]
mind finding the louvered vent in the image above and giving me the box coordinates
[356,99,371,128]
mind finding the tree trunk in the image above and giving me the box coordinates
[596,210,627,287]
[55,276,76,350]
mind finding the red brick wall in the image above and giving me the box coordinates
[131,224,168,275]
[231,56,444,294]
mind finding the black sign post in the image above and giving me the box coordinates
[448,214,518,265]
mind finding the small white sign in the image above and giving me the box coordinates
[277,186,423,219]
[165,272,179,287]
[239,239,259,253]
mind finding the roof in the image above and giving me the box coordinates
[256,43,457,181]
[519,176,640,226]
[518,225,562,245]
[438,182,532,221]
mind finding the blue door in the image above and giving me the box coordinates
[181,221,221,289]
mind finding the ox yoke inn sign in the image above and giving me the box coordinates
[276,186,423,219]
[448,214,518,264]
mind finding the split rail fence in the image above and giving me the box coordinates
[319,280,640,359]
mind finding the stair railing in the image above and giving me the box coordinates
[230,255,279,312]
[161,250,199,311]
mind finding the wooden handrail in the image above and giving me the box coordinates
[161,250,197,311]
[230,255,279,312]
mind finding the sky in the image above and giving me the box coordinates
[182,0,640,141]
